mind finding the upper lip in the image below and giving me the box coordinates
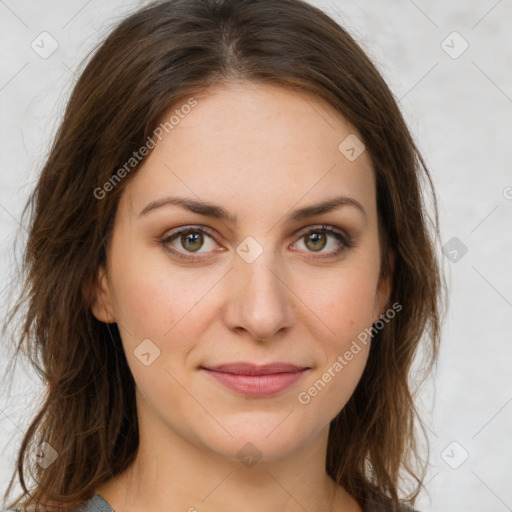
[201,362,309,375]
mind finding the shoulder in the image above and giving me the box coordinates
[1,495,114,512]
[71,495,115,512]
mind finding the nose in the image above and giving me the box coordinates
[222,247,295,342]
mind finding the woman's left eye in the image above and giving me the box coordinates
[291,225,351,259]
[159,225,351,262]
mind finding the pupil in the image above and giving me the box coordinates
[306,233,326,251]
[182,232,203,252]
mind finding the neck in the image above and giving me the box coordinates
[95,402,361,512]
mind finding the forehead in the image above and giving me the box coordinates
[123,81,376,222]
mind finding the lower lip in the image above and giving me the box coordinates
[201,369,308,397]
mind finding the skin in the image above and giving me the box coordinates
[91,81,392,512]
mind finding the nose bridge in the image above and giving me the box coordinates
[224,240,295,340]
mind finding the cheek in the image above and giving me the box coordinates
[301,345,370,421]
[107,249,230,402]
[293,264,377,407]
[301,264,379,340]
[109,240,210,341]
[108,259,207,413]
[297,277,373,416]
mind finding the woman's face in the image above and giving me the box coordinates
[92,81,391,462]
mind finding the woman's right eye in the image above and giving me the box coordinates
[160,226,221,261]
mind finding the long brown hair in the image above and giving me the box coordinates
[1,0,446,510]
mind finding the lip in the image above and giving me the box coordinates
[200,362,310,397]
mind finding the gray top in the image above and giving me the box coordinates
[70,493,415,512]
[4,492,416,511]
[74,495,114,511]
[2,495,114,512]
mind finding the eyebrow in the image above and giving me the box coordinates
[138,194,367,225]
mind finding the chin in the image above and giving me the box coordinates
[195,414,317,463]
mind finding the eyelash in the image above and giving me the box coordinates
[159,224,352,263]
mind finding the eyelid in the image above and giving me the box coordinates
[293,224,349,241]
[160,224,222,246]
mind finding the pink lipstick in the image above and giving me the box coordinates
[200,362,309,397]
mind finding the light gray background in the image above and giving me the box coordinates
[1,1,511,511]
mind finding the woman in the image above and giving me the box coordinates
[1,0,445,511]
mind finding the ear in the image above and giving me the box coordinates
[371,250,395,324]
[84,264,116,324]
